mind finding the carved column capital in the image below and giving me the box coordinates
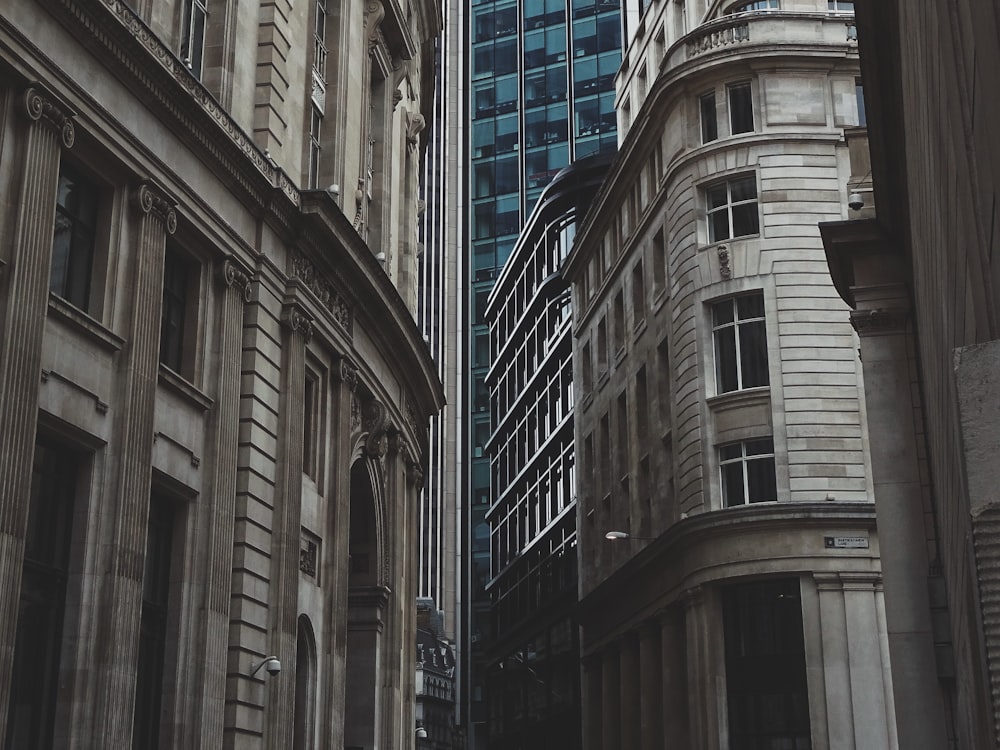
[334,355,359,391]
[22,86,75,148]
[281,305,313,341]
[849,307,909,337]
[133,180,178,234]
[219,258,254,303]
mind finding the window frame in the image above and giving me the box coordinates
[159,242,201,380]
[51,162,101,312]
[719,437,777,507]
[711,292,769,394]
[705,173,760,244]
[180,0,209,78]
[727,80,754,135]
[699,90,718,144]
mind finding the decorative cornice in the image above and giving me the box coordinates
[291,252,353,333]
[849,307,908,336]
[219,258,254,303]
[281,304,313,341]
[133,180,178,234]
[22,86,75,148]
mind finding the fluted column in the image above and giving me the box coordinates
[263,302,312,750]
[638,620,663,750]
[849,286,949,750]
[94,180,176,746]
[600,645,620,750]
[0,84,75,734]
[185,258,253,746]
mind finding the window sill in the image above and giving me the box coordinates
[633,317,647,339]
[707,385,770,410]
[651,288,668,314]
[582,391,594,411]
[614,346,626,365]
[158,365,213,412]
[597,370,609,391]
[48,294,124,353]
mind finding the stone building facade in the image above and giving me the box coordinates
[821,2,1000,748]
[564,2,897,748]
[0,0,442,748]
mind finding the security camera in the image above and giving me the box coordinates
[250,656,281,678]
[848,191,864,211]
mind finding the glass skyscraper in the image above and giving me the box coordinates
[465,0,622,744]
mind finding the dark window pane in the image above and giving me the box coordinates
[715,326,738,392]
[745,437,774,456]
[713,299,735,326]
[707,184,729,210]
[160,248,190,373]
[709,210,731,243]
[722,462,745,507]
[731,203,759,238]
[728,82,754,134]
[746,456,777,503]
[739,319,769,387]
[701,92,718,142]
[736,294,765,320]
[50,167,98,310]
[730,176,757,202]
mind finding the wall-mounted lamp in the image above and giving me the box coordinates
[603,531,655,541]
[250,655,281,678]
[375,251,387,264]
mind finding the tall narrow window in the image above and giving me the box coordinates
[706,174,759,243]
[855,78,866,126]
[700,90,718,143]
[720,437,776,506]
[133,497,176,750]
[160,245,191,374]
[613,290,625,352]
[303,374,318,478]
[51,164,99,311]
[652,225,666,295]
[313,0,328,77]
[712,293,769,393]
[723,579,811,748]
[308,106,323,189]
[727,81,754,134]
[631,260,645,327]
[180,0,208,78]
[7,441,81,750]
[597,316,608,377]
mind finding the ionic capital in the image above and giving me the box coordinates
[220,258,254,303]
[281,304,313,341]
[133,180,178,234]
[22,86,75,148]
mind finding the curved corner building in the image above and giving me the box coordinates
[483,156,610,750]
[564,2,898,748]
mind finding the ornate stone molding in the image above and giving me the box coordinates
[405,454,424,488]
[406,112,425,151]
[281,305,313,341]
[133,181,178,234]
[333,355,359,391]
[22,86,75,148]
[392,88,403,111]
[717,244,731,280]
[363,399,389,458]
[219,258,254,303]
[849,307,909,337]
[365,0,386,47]
[290,252,352,332]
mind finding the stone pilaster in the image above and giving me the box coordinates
[600,645,620,750]
[262,301,312,750]
[850,284,950,750]
[0,84,75,732]
[323,354,358,750]
[638,619,663,750]
[94,179,176,746]
[619,632,640,749]
[185,257,253,746]
[661,607,689,747]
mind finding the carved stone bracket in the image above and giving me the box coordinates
[406,112,426,152]
[405,453,425,488]
[363,399,389,459]
[392,88,403,111]
[717,244,732,279]
[365,0,386,47]
[22,86,76,148]
[220,258,254,303]
[281,304,313,342]
[849,307,909,337]
[134,181,178,234]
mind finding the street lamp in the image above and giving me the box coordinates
[603,531,655,541]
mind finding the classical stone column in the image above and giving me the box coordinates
[638,619,663,750]
[619,632,640,749]
[849,285,950,750]
[661,606,689,747]
[0,84,75,733]
[600,645,620,750]
[94,179,176,746]
[262,302,312,750]
[184,258,253,746]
